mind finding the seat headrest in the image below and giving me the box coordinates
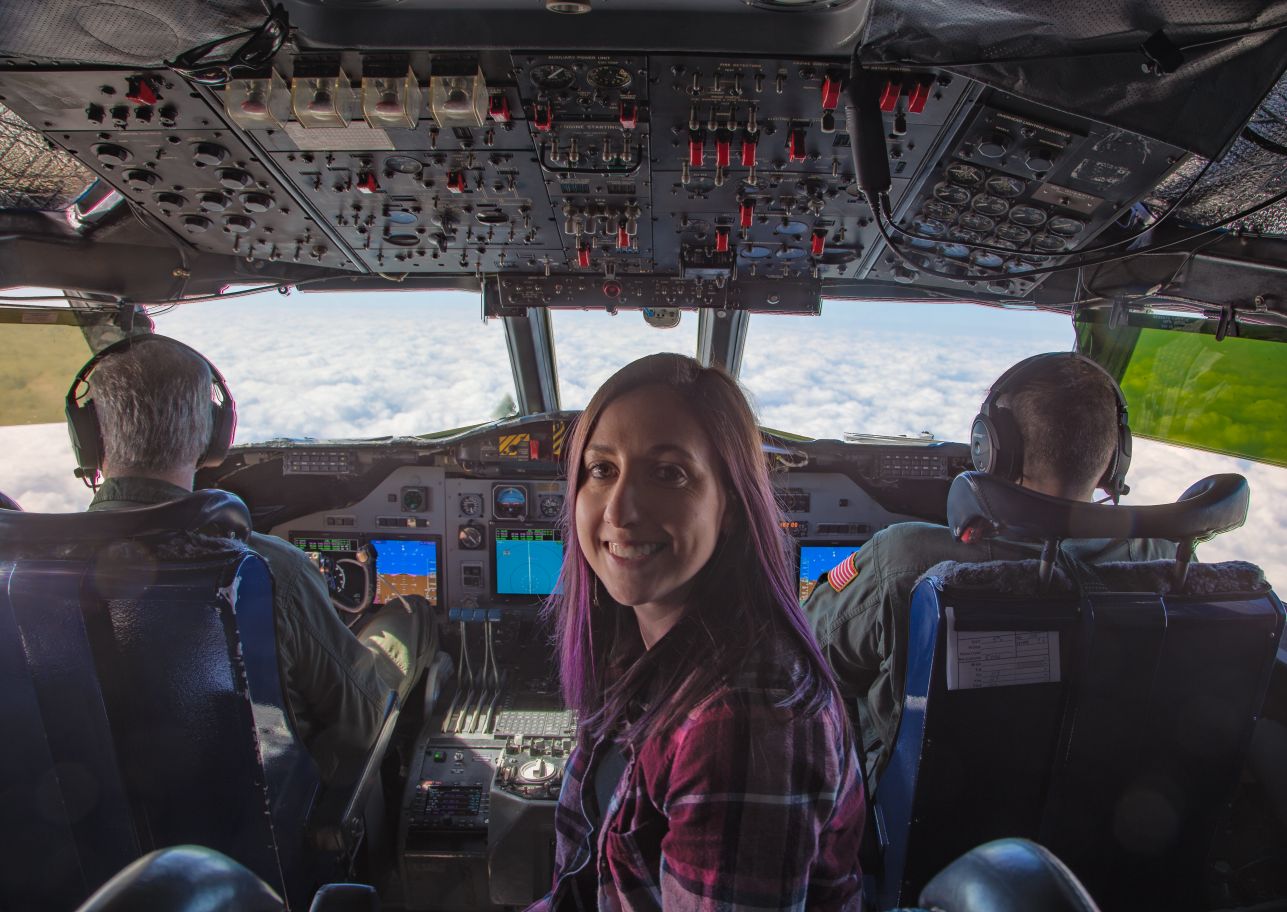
[0,489,251,546]
[919,838,1100,912]
[75,845,282,912]
[0,491,21,511]
[947,471,1248,546]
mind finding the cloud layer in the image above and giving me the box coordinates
[1,291,1282,588]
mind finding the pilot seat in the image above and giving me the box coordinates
[871,472,1286,911]
[0,490,394,911]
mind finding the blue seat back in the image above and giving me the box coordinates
[0,493,319,911]
[873,560,1285,910]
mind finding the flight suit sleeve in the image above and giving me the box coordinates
[258,536,392,781]
[804,534,901,775]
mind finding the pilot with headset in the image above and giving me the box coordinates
[803,352,1175,785]
[67,332,435,781]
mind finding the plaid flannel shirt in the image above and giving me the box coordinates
[528,644,865,912]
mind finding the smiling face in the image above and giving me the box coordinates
[574,384,729,643]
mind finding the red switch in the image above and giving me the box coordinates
[741,136,757,167]
[788,127,807,162]
[356,172,380,194]
[577,243,592,268]
[907,80,931,115]
[619,99,638,130]
[533,102,553,132]
[715,226,730,253]
[821,75,842,111]
[689,132,705,167]
[739,199,755,230]
[488,94,511,123]
[529,438,540,459]
[616,224,630,249]
[811,228,826,256]
[715,135,731,169]
[879,80,901,113]
[446,170,467,194]
[125,76,158,106]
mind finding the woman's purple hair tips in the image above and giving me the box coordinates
[545,353,845,745]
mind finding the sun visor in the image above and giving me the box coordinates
[1076,312,1287,468]
[864,1,1287,160]
[0,307,94,428]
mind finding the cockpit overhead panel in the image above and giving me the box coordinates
[0,41,1189,308]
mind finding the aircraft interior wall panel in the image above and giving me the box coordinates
[271,465,448,543]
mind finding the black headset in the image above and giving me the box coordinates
[66,334,237,480]
[969,352,1132,500]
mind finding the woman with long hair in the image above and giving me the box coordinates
[530,353,864,911]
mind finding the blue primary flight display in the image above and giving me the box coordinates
[371,537,439,606]
[494,527,563,598]
[798,543,863,602]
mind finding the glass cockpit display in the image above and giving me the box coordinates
[370,537,440,608]
[291,532,367,607]
[798,543,863,602]
[493,526,563,600]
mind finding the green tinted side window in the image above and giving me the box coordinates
[0,314,92,427]
[1078,315,1287,468]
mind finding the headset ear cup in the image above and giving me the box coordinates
[988,406,1024,482]
[67,397,103,474]
[202,395,237,468]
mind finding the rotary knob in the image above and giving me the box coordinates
[976,132,1009,158]
[123,169,157,190]
[155,192,186,212]
[198,192,230,212]
[93,143,130,165]
[241,192,275,212]
[1025,146,1057,173]
[192,142,229,167]
[217,168,254,189]
[517,758,556,783]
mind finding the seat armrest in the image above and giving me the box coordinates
[919,838,1100,912]
[308,691,400,862]
[308,883,379,912]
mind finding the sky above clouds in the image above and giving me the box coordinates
[1,289,1282,587]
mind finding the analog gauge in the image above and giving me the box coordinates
[387,209,418,225]
[922,200,959,221]
[383,232,419,247]
[970,194,1009,217]
[530,63,577,90]
[1031,233,1066,253]
[327,561,348,594]
[1008,205,1048,228]
[775,246,807,259]
[908,217,946,249]
[932,182,971,207]
[773,219,809,238]
[682,219,712,242]
[739,245,773,260]
[941,242,971,260]
[958,211,995,233]
[459,493,484,517]
[458,523,485,550]
[1048,216,1085,237]
[1019,252,1052,265]
[984,174,1026,198]
[1004,258,1030,274]
[944,162,985,186]
[385,155,423,175]
[493,484,528,520]
[995,223,1032,244]
[943,227,981,259]
[539,494,563,518]
[970,248,1006,269]
[587,65,632,90]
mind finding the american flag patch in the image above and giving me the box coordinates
[827,553,859,593]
